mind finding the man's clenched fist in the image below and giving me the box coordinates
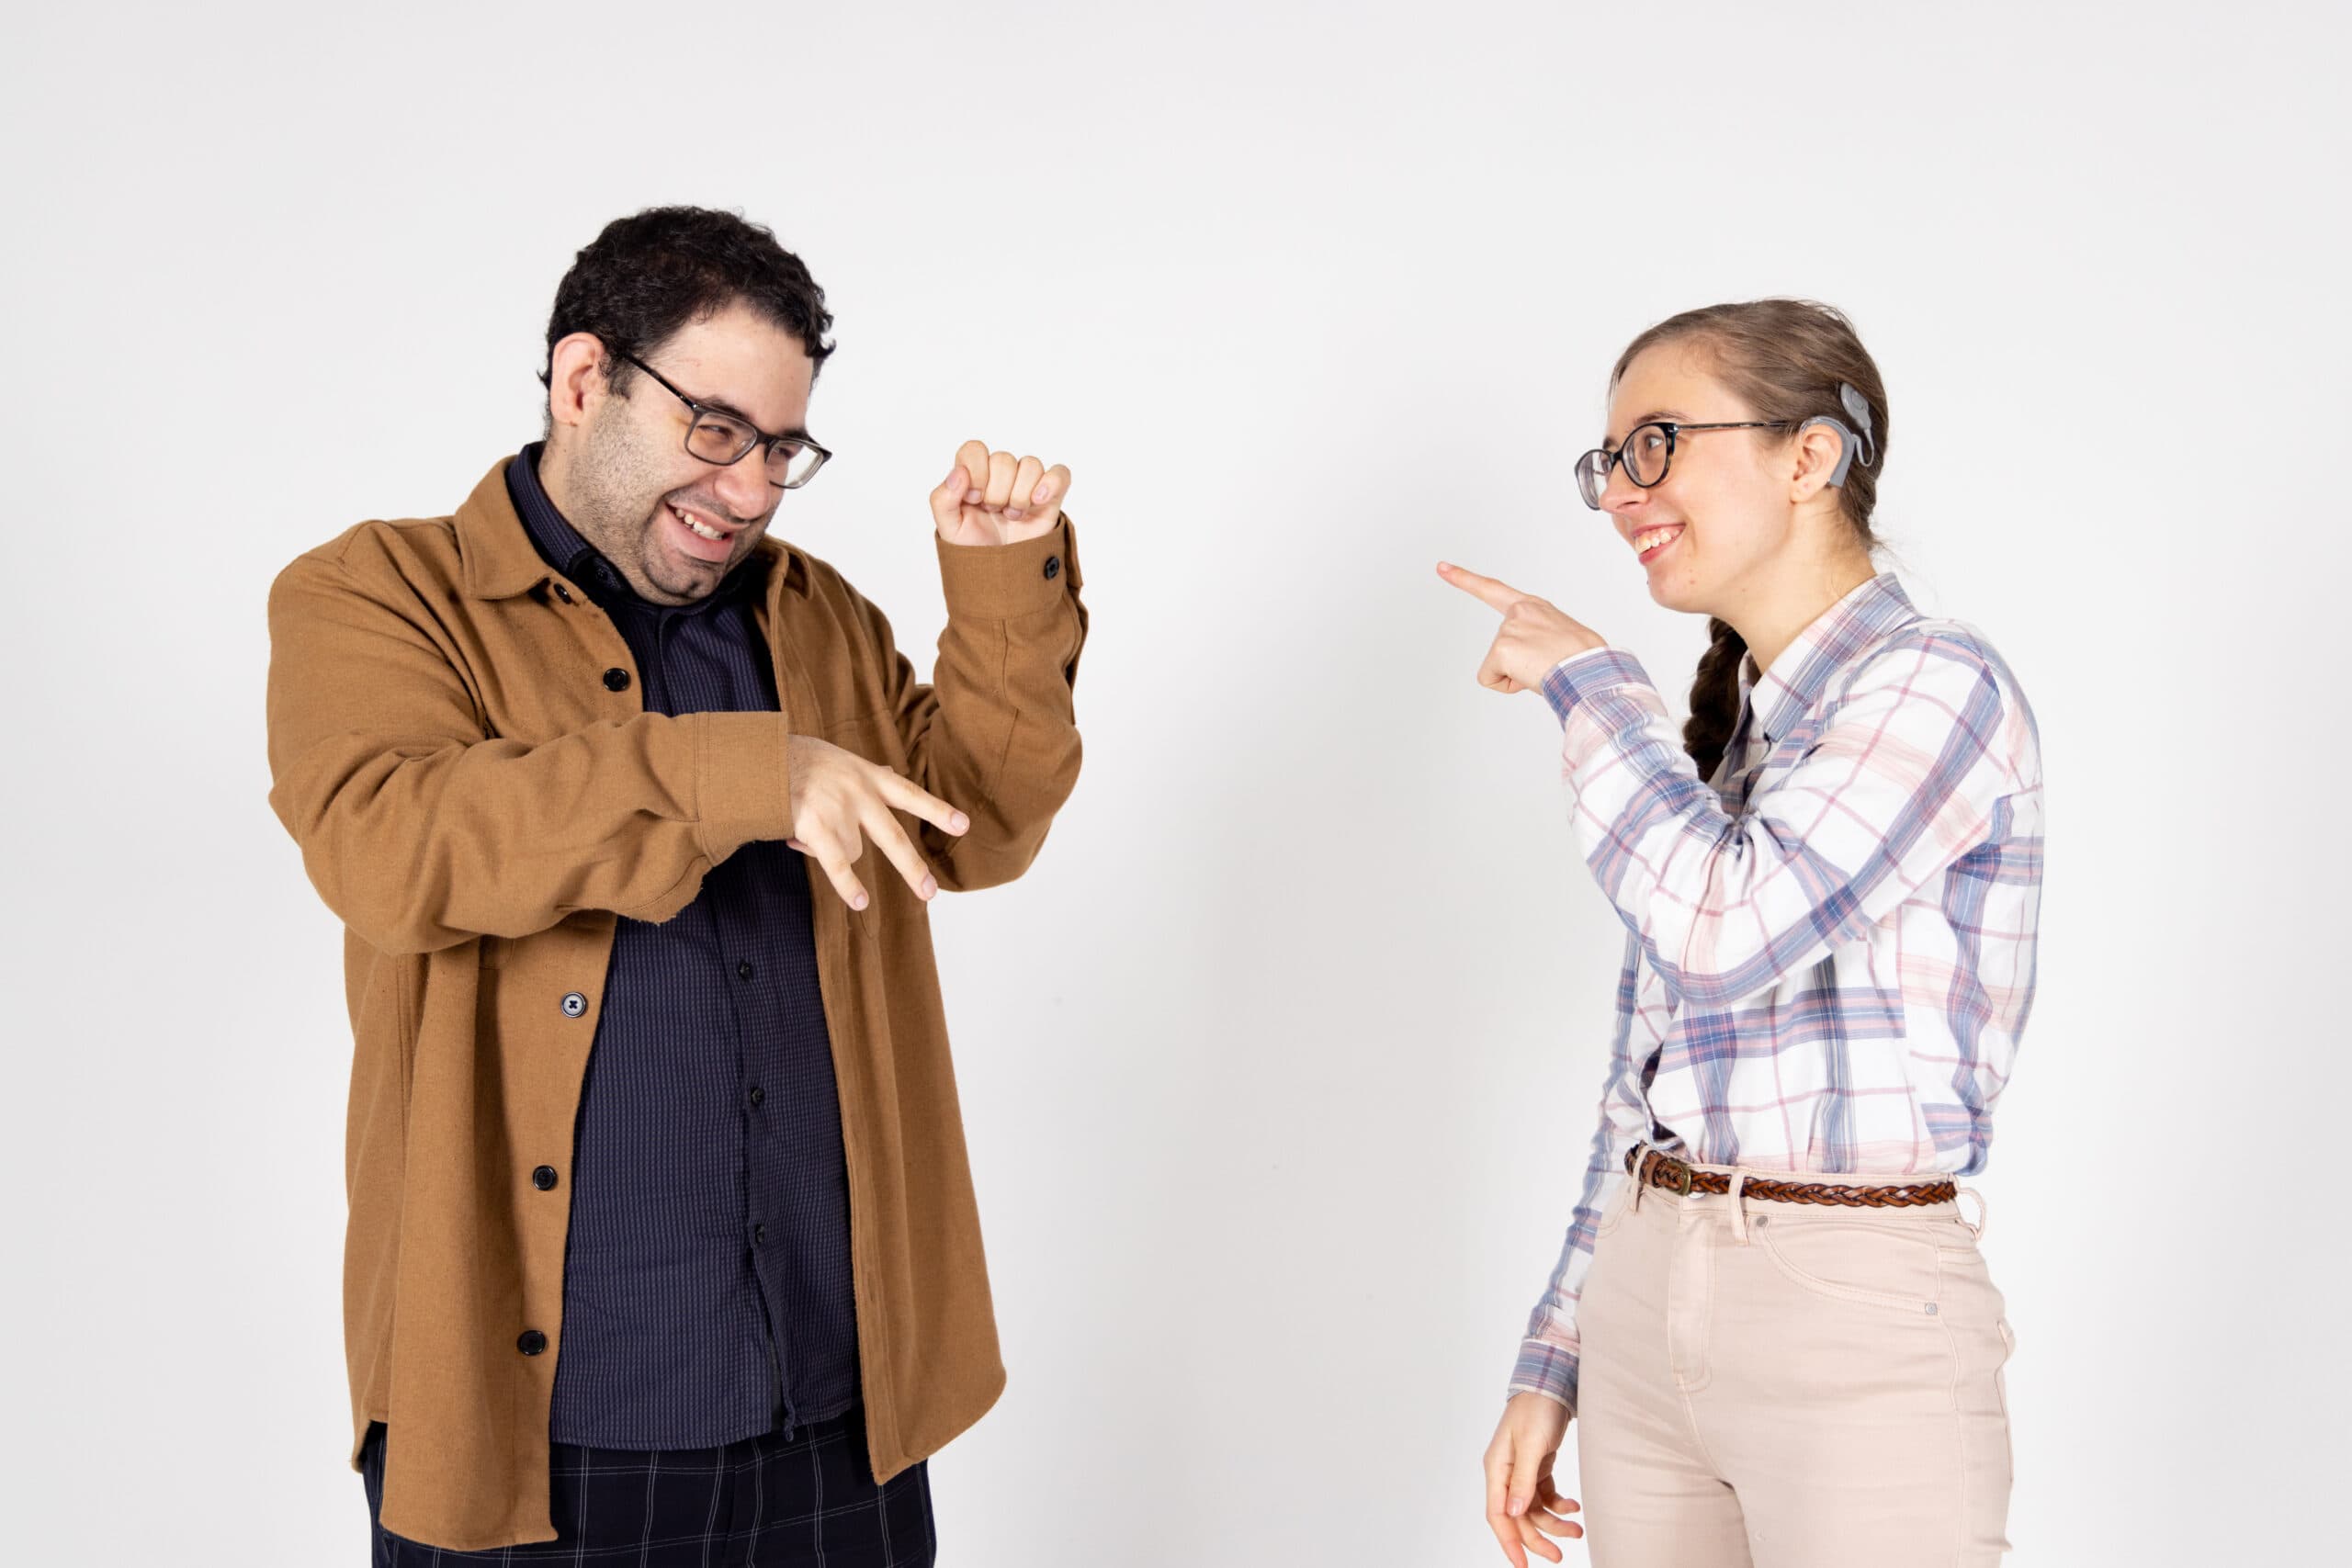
[930,440,1072,547]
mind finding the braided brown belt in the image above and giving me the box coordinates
[1625,1146,1957,1209]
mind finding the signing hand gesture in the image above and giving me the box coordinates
[930,440,1073,547]
[782,734,969,910]
[1438,561,1608,694]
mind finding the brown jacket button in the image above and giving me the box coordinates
[561,992,588,1018]
[517,1329,548,1355]
[603,668,630,692]
[532,1166,558,1191]
[1044,556,1061,581]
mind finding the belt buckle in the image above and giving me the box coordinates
[1663,1156,1694,1196]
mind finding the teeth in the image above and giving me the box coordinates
[675,505,726,542]
[1634,525,1683,553]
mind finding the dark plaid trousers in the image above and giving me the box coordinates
[360,1407,935,1566]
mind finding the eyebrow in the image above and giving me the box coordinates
[666,376,812,442]
[1603,409,1690,446]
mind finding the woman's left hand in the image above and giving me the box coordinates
[1438,561,1609,694]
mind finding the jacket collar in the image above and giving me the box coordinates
[454,455,810,602]
[1736,570,1920,744]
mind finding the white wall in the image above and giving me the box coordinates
[5,3,2343,1562]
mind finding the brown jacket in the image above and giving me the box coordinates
[265,457,1087,1549]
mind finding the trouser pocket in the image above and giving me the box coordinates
[1753,1213,1944,1315]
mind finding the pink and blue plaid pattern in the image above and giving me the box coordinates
[1509,572,2043,1411]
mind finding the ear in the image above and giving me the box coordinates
[1787,420,1848,505]
[546,333,616,432]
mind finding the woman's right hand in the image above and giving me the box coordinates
[1482,1391,1583,1564]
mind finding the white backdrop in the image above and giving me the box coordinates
[5,3,2345,1563]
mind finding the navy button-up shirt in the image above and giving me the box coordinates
[506,446,858,1450]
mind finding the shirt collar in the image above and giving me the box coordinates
[504,441,601,585]
[500,442,807,607]
[1735,571,1921,745]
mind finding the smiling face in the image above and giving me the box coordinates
[1598,338,1826,623]
[543,299,817,606]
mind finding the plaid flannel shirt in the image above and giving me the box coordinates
[1509,571,2044,1412]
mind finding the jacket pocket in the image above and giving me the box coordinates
[824,705,907,771]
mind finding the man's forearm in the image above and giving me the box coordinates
[267,554,794,953]
[908,522,1087,890]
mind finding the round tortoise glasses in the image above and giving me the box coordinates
[1573,420,1792,510]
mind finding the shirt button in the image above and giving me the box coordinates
[517,1329,548,1356]
[749,1085,765,1107]
[736,960,754,981]
[1043,556,1061,581]
[560,992,588,1019]
[753,1223,767,1247]
[532,1166,559,1191]
[603,668,630,692]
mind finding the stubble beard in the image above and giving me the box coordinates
[569,412,744,605]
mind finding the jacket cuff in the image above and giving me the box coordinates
[693,711,792,863]
[1539,646,1649,724]
[937,516,1080,620]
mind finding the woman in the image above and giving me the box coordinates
[1441,299,2041,1567]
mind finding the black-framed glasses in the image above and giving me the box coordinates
[617,353,831,489]
[1574,421,1791,510]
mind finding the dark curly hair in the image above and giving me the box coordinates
[1607,299,1891,785]
[538,206,835,413]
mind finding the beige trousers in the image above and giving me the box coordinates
[1575,1155,2015,1566]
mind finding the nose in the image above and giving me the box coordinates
[711,446,775,522]
[1600,457,1648,518]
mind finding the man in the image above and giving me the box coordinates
[266,206,1087,1562]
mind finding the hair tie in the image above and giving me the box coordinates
[1797,381,1878,487]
